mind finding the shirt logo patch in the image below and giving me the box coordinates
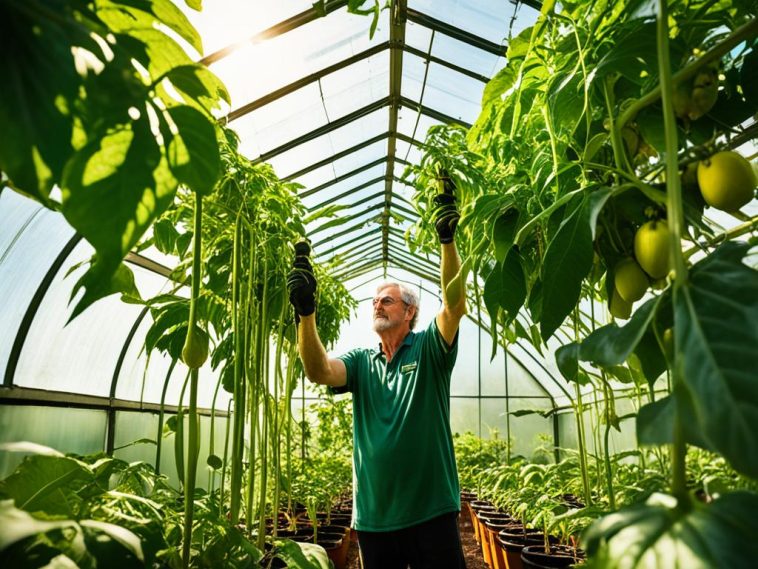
[400,362,417,373]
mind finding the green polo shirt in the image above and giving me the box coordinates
[334,318,460,532]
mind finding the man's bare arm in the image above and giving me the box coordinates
[436,241,466,346]
[297,314,347,387]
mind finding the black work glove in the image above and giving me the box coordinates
[433,170,460,244]
[287,241,317,320]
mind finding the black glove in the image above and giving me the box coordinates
[433,171,460,244]
[287,241,316,320]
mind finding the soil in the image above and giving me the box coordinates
[344,512,488,569]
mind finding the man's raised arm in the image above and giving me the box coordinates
[287,242,347,387]
[433,171,466,346]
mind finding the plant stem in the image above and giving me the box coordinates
[682,215,758,259]
[230,216,245,524]
[655,0,689,501]
[183,190,203,569]
[155,358,178,475]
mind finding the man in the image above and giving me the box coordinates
[286,174,467,569]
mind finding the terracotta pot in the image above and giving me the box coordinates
[521,544,585,568]
[317,536,346,569]
[481,517,515,569]
[470,501,496,545]
[473,507,498,564]
[498,527,543,569]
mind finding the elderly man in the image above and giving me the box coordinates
[287,178,467,569]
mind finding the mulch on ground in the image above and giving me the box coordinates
[344,512,487,569]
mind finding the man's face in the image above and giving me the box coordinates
[372,286,411,333]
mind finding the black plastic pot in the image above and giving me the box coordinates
[521,544,585,568]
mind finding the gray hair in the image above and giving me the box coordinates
[376,281,420,330]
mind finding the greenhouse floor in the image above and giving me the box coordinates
[343,514,487,569]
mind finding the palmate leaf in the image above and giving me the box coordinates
[62,112,178,318]
[583,491,758,569]
[166,105,221,195]
[0,1,79,202]
[0,456,92,517]
[0,501,75,552]
[674,242,758,477]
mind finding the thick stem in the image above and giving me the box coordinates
[155,358,178,475]
[230,216,245,524]
[656,0,689,500]
[182,191,203,569]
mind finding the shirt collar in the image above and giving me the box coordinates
[374,330,416,359]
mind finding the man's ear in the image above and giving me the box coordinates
[405,305,417,322]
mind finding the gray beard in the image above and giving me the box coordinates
[372,317,393,332]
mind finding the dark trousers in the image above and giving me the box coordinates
[357,511,467,569]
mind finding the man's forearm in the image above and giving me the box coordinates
[441,242,466,314]
[297,314,332,383]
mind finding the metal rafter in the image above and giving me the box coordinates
[252,97,390,164]
[382,0,407,268]
[305,175,385,203]
[304,156,408,197]
[225,42,390,122]
[406,7,505,56]
[283,133,391,181]
[201,0,349,65]
[311,202,385,236]
[398,96,473,129]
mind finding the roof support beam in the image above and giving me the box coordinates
[304,156,408,197]
[399,96,472,128]
[253,97,390,164]
[315,231,381,260]
[406,8,505,56]
[382,0,407,268]
[306,175,385,203]
[225,42,390,122]
[283,131,423,181]
[402,44,489,83]
[311,202,385,236]
[201,0,349,65]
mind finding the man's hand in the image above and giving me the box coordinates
[287,241,316,319]
[433,170,460,244]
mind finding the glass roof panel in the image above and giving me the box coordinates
[397,106,443,144]
[290,138,388,187]
[301,163,386,208]
[405,22,501,78]
[419,63,483,123]
[304,176,385,211]
[231,51,390,157]
[183,0,312,55]
[0,195,74,379]
[257,107,387,177]
[208,8,390,115]
[395,138,424,165]
[308,203,384,237]
[409,0,513,46]
[14,242,150,396]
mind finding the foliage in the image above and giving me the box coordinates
[0,0,229,318]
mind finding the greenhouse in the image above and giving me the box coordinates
[1,0,757,567]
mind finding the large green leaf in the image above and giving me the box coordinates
[62,114,177,316]
[579,296,660,367]
[636,395,710,449]
[166,105,221,195]
[274,540,333,569]
[583,491,758,568]
[97,0,203,55]
[541,188,611,339]
[555,342,579,383]
[492,208,519,263]
[0,456,92,517]
[500,247,527,322]
[0,501,74,552]
[163,65,230,114]
[80,520,144,564]
[674,242,758,477]
[0,2,78,201]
